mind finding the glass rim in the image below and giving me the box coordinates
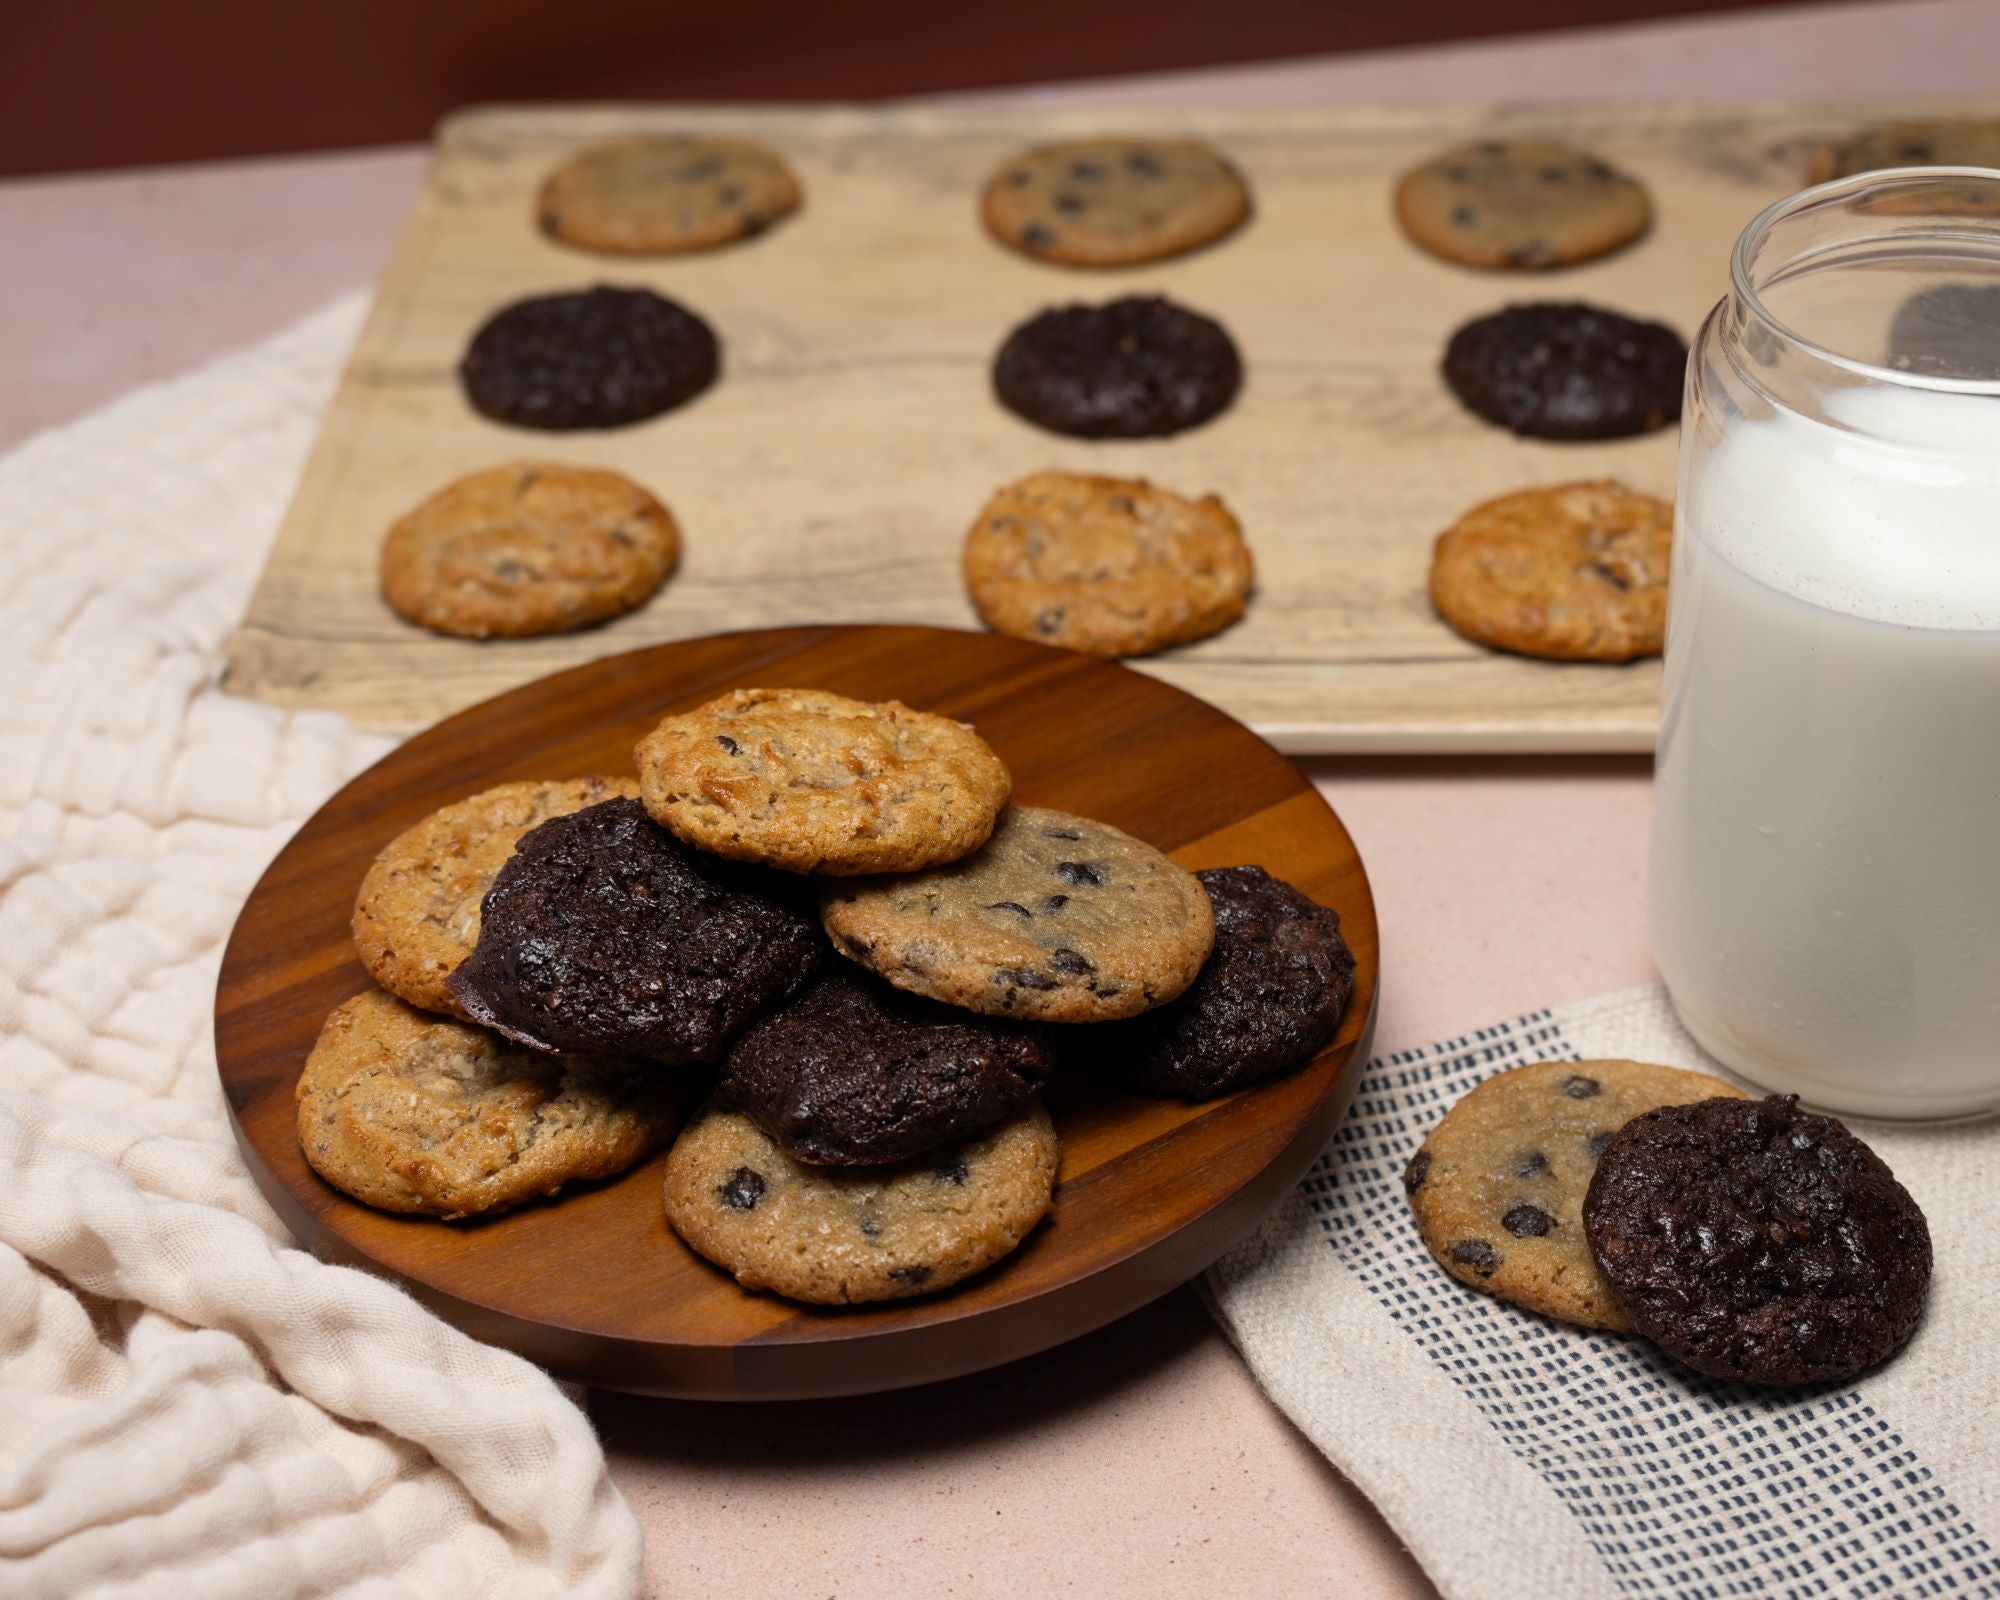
[1730,165,2000,398]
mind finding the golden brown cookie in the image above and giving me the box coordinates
[634,688,1011,876]
[1395,140,1651,270]
[1429,481,1673,662]
[1404,1058,1745,1331]
[981,138,1249,267]
[380,464,679,639]
[537,135,802,254]
[352,776,639,1020]
[821,805,1214,1023]
[962,471,1253,658]
[296,989,678,1220]
[663,1100,1058,1303]
[1809,119,2000,183]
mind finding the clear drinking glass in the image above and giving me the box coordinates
[1650,167,2000,1121]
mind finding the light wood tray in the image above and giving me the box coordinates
[221,97,1979,750]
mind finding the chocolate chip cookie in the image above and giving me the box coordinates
[634,688,1012,875]
[459,286,719,430]
[379,464,679,638]
[1585,1095,1932,1384]
[1442,302,1686,440]
[717,968,1052,1166]
[821,805,1214,1023]
[1429,481,1673,662]
[1094,866,1354,1099]
[447,797,823,1063]
[352,776,640,1021]
[1406,1059,1746,1331]
[993,295,1242,439]
[296,989,677,1220]
[1395,140,1651,270]
[663,1100,1058,1303]
[1809,118,2000,183]
[962,471,1254,658]
[538,135,802,254]
[981,137,1250,267]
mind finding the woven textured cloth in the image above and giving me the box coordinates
[0,296,643,1600]
[1207,983,2000,1600]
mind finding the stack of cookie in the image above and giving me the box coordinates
[299,685,1356,1307]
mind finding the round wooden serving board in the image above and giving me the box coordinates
[216,625,1378,1400]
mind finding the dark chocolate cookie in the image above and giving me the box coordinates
[717,968,1052,1166]
[1442,302,1686,441]
[1095,866,1354,1099]
[458,286,719,430]
[992,295,1242,439]
[1584,1094,1932,1385]
[446,798,821,1063]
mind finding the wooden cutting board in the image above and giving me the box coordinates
[219,96,1990,750]
[215,626,1378,1398]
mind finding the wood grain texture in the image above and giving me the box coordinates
[215,625,1379,1399]
[222,98,2000,749]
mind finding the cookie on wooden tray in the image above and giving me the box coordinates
[962,471,1254,658]
[1404,1058,1745,1331]
[379,464,680,639]
[352,775,640,1020]
[993,295,1242,439]
[821,805,1214,1024]
[1809,118,2000,183]
[981,137,1250,267]
[1441,302,1686,441]
[538,135,802,255]
[296,989,678,1220]
[1088,865,1354,1100]
[458,285,719,430]
[1394,139,1652,270]
[663,1100,1058,1304]
[1585,1094,1932,1385]
[634,687,1011,876]
[1429,480,1673,663]
[717,968,1052,1166]
[446,797,824,1064]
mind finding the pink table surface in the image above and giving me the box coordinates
[8,3,1992,1594]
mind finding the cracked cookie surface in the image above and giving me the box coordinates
[296,989,678,1219]
[963,471,1253,658]
[1429,480,1673,662]
[821,805,1213,1023]
[981,137,1249,267]
[379,465,679,638]
[538,135,801,254]
[352,776,640,1020]
[663,1101,1057,1304]
[635,687,1011,875]
[1405,1058,1744,1331]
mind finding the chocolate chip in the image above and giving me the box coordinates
[1050,947,1096,976]
[714,734,740,755]
[1588,560,1633,591]
[1512,1151,1548,1178]
[994,966,1057,991]
[718,1167,765,1211]
[889,1265,932,1285]
[933,1162,968,1185]
[1450,1239,1499,1276]
[678,157,724,180]
[1054,861,1105,887]
[1586,1130,1614,1158]
[1539,166,1569,182]
[1042,895,1069,914]
[1503,1203,1552,1237]
[1125,150,1164,178]
[1506,240,1554,267]
[1008,169,1032,188]
[1452,203,1478,226]
[1035,607,1066,635]
[1043,827,1082,841]
[1070,159,1108,181]
[1561,1075,1601,1099]
[1054,193,1086,215]
[1476,140,1507,155]
[1443,165,1471,182]
[859,1212,880,1239]
[1404,1149,1431,1195]
[1899,140,1935,160]
[986,901,1033,919]
[1021,222,1056,248]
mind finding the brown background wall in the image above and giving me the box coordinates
[3,0,1810,177]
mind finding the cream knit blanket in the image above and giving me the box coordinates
[0,297,642,1600]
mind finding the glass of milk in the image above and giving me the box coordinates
[1651,167,2000,1121]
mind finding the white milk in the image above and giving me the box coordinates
[1651,385,2000,1118]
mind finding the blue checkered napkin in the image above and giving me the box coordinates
[1204,985,1999,1600]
